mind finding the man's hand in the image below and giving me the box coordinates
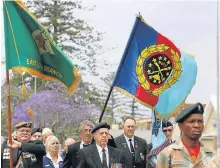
[8,139,21,149]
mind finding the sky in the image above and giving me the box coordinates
[1,0,219,106]
[79,0,218,105]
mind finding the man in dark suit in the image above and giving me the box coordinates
[61,137,76,159]
[77,122,130,168]
[114,117,148,168]
[1,122,46,168]
[63,120,94,168]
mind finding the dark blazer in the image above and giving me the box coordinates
[1,139,46,168]
[114,134,147,168]
[63,141,81,168]
[1,140,20,167]
[77,143,131,168]
[43,155,63,168]
[146,143,153,168]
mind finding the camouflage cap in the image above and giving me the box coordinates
[15,122,32,129]
[92,122,110,133]
[175,102,204,123]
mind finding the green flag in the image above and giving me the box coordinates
[3,1,81,93]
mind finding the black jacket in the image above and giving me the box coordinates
[1,139,46,168]
[63,141,81,168]
[114,134,148,168]
[77,143,131,168]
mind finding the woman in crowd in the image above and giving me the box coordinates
[43,135,63,168]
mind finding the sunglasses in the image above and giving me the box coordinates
[163,129,173,132]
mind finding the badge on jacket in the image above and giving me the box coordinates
[140,153,145,161]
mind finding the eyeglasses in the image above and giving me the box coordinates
[82,129,92,134]
[163,129,173,133]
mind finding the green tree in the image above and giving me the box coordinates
[25,0,102,76]
[122,98,150,118]
[2,0,105,139]
[100,72,124,124]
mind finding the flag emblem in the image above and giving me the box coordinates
[32,29,55,56]
[113,16,197,118]
[136,44,182,96]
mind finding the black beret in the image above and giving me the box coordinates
[92,122,110,133]
[14,122,32,129]
[176,102,204,123]
[31,128,42,135]
[162,120,173,128]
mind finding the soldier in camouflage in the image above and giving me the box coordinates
[157,103,213,168]
[208,153,220,168]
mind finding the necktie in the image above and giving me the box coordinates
[83,144,89,148]
[102,149,108,168]
[129,139,135,160]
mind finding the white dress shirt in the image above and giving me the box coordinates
[46,153,63,168]
[124,134,134,152]
[96,144,109,167]
[80,141,90,149]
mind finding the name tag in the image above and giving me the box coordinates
[171,160,185,165]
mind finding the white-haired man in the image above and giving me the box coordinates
[63,120,94,168]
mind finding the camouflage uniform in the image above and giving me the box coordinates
[208,154,220,168]
[156,139,213,168]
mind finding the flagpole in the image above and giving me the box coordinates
[6,70,13,168]
[99,86,114,122]
[216,0,220,153]
[35,76,37,94]
[99,14,141,123]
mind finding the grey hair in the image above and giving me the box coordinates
[78,120,94,133]
[123,116,136,123]
[42,128,53,136]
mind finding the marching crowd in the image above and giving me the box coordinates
[1,103,220,168]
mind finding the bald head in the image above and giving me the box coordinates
[64,138,76,152]
[42,128,53,144]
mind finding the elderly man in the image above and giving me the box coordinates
[146,120,174,168]
[63,120,94,168]
[1,122,46,168]
[157,103,213,167]
[61,137,76,159]
[77,122,130,168]
[162,120,174,143]
[30,127,42,141]
[42,127,53,144]
[114,116,148,168]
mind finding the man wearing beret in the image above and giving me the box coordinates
[157,103,213,168]
[146,120,174,168]
[162,120,175,144]
[63,120,94,168]
[30,127,43,141]
[1,122,46,168]
[114,116,148,168]
[77,122,131,168]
